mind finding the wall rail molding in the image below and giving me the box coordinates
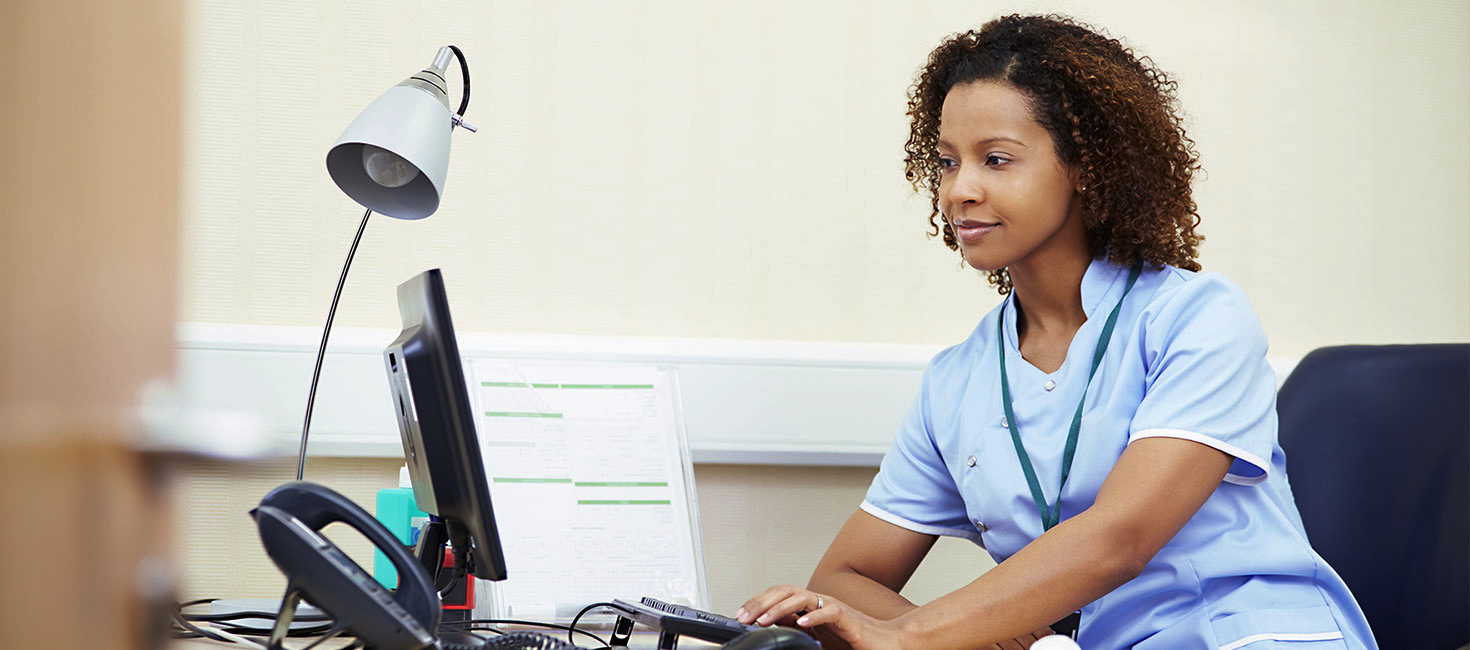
[172,323,1298,467]
[174,323,944,466]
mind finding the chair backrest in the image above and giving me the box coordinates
[1277,344,1469,649]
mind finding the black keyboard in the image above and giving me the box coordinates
[610,596,761,642]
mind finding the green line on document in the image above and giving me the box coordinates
[576,500,672,505]
[484,411,564,418]
[559,384,655,390]
[492,478,574,484]
[480,381,530,388]
[573,481,669,487]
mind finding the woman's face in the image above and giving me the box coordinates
[937,80,1085,273]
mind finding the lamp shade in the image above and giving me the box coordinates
[327,85,454,220]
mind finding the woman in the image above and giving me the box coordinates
[735,14,1376,650]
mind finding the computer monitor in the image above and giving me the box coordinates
[383,268,507,581]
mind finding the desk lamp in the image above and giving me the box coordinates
[299,45,477,480]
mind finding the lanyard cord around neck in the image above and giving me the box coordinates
[998,259,1143,532]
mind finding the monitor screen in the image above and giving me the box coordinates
[383,268,507,581]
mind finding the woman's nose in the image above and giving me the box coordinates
[943,165,985,207]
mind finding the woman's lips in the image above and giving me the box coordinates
[953,220,999,243]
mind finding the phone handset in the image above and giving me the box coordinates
[253,481,441,650]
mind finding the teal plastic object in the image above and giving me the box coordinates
[373,486,429,589]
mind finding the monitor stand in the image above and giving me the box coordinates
[413,516,450,582]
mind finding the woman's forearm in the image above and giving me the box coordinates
[808,565,920,621]
[894,508,1141,649]
[805,566,922,650]
[888,438,1233,649]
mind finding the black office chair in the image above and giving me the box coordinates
[1277,344,1469,649]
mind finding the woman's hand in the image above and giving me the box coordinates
[735,584,1056,650]
[735,585,903,650]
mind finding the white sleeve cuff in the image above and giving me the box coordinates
[1128,428,1271,486]
[859,500,983,543]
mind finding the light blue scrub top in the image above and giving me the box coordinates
[862,257,1378,650]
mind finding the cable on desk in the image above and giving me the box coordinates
[444,617,610,649]
[438,628,494,648]
[174,600,335,637]
[183,609,332,623]
[440,630,578,650]
[566,602,633,647]
[171,609,267,650]
[173,601,609,649]
[216,621,338,638]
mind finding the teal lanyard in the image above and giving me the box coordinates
[998,260,1143,532]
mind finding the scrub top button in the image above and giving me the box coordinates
[1001,417,1009,428]
[1044,380,1057,391]
[966,455,977,468]
[975,520,988,532]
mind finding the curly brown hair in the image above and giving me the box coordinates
[904,14,1203,294]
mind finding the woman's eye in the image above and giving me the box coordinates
[938,156,958,170]
[985,154,1011,166]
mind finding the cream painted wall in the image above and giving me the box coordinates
[180,0,1470,356]
[175,0,1468,619]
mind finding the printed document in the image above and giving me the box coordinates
[469,361,706,621]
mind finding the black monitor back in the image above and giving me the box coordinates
[383,268,507,581]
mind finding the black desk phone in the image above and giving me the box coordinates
[252,481,574,650]
[253,482,812,650]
